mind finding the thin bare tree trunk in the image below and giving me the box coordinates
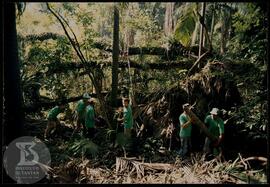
[164,2,174,36]
[220,3,231,55]
[210,3,216,46]
[220,24,226,55]
[46,3,111,128]
[202,3,207,47]
[171,3,175,32]
[203,32,206,48]
[128,29,135,47]
[111,5,120,107]
[227,3,233,41]
[191,22,199,46]
[191,3,199,46]
[198,2,206,58]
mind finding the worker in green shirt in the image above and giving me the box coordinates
[85,98,96,138]
[73,93,91,136]
[44,103,66,140]
[118,98,133,137]
[178,103,194,157]
[203,107,225,157]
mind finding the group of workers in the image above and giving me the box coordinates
[44,93,224,159]
[179,103,224,158]
[44,93,133,140]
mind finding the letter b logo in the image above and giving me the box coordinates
[16,142,39,166]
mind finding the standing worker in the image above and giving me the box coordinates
[203,107,225,158]
[44,103,66,141]
[118,98,133,138]
[85,98,96,138]
[178,103,194,157]
[73,93,91,136]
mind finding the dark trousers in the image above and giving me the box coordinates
[203,137,223,156]
[180,137,192,156]
[86,127,96,138]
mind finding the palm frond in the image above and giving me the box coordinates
[115,132,129,147]
[68,138,99,157]
[174,4,196,47]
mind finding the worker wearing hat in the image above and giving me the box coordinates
[85,98,97,138]
[203,107,225,158]
[178,103,195,157]
[73,93,91,136]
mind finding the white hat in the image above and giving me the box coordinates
[210,108,219,115]
[88,98,96,103]
[182,103,190,109]
[83,93,91,99]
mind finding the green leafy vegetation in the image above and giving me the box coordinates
[5,2,267,184]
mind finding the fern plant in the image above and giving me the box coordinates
[67,138,99,158]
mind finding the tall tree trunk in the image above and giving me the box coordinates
[191,22,199,46]
[128,29,135,47]
[171,3,175,31]
[164,2,174,36]
[111,5,120,107]
[202,3,207,47]
[191,3,200,46]
[198,2,206,58]
[3,2,25,145]
[210,3,216,46]
[103,75,107,91]
[220,3,231,55]
[95,70,103,92]
[227,3,233,41]
[220,14,226,55]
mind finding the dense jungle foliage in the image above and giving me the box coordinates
[3,2,268,184]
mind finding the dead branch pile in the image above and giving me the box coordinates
[134,86,188,135]
[182,60,242,117]
[47,153,267,184]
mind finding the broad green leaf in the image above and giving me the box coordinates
[174,12,196,47]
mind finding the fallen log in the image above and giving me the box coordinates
[18,33,65,42]
[135,162,174,171]
[42,59,193,74]
[24,92,108,112]
[26,59,193,81]
[19,33,209,58]
[116,157,175,178]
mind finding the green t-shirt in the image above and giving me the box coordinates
[85,105,95,128]
[123,104,133,129]
[47,106,62,120]
[179,113,192,138]
[76,100,86,119]
[204,115,224,139]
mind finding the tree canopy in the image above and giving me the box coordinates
[3,2,268,184]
